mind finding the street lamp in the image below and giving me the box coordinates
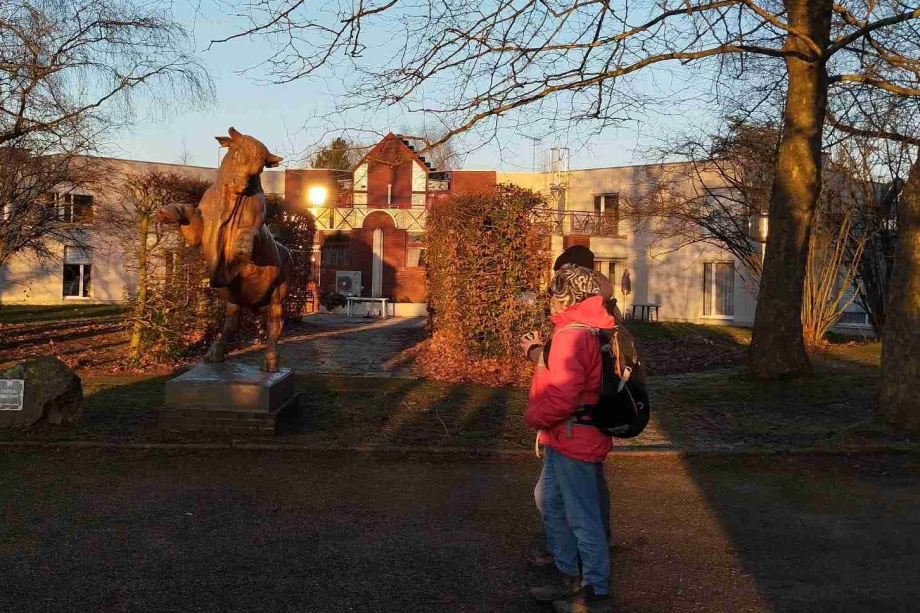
[749,212,769,269]
[308,185,328,217]
[748,212,769,243]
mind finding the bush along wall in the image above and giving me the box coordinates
[422,183,549,385]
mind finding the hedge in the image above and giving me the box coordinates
[420,184,549,385]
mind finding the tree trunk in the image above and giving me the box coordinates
[879,157,920,431]
[749,0,832,378]
[128,213,150,359]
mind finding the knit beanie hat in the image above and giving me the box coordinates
[548,264,601,308]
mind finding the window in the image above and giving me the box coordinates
[838,311,870,326]
[407,247,426,268]
[63,246,91,298]
[322,245,349,267]
[593,193,619,235]
[593,259,625,286]
[703,262,734,317]
[48,193,93,222]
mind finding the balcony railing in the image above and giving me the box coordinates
[530,208,623,237]
[312,205,621,237]
[313,206,427,232]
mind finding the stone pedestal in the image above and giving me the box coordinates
[159,362,296,434]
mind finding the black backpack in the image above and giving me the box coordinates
[544,324,650,439]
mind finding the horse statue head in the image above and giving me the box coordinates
[212,127,283,210]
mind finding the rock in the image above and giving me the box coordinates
[0,357,83,429]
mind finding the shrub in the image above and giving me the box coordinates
[320,291,348,311]
[265,194,317,321]
[422,183,549,384]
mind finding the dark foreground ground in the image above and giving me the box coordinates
[2,449,918,612]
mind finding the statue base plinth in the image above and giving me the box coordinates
[159,362,296,434]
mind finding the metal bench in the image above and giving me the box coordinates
[631,302,661,322]
[346,296,390,319]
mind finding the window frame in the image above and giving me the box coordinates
[49,192,94,223]
[62,246,92,299]
[702,261,734,319]
[321,244,350,267]
[593,258,627,287]
[592,192,620,236]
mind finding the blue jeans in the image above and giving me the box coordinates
[536,458,611,541]
[536,447,610,594]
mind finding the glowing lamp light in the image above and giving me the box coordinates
[748,212,769,243]
[307,185,328,206]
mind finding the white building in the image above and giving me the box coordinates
[0,157,284,306]
[0,144,871,334]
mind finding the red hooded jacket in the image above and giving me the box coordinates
[524,295,615,463]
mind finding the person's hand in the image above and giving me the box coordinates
[156,204,183,224]
[520,331,542,357]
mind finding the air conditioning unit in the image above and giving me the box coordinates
[335,271,362,297]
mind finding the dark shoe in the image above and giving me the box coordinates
[529,567,581,602]
[552,585,613,613]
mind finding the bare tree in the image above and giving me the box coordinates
[853,177,899,336]
[880,153,920,430]
[821,29,920,430]
[213,0,920,378]
[98,168,211,362]
[175,139,195,166]
[632,117,779,281]
[801,159,872,347]
[637,117,873,345]
[396,127,462,171]
[0,0,213,268]
[0,144,101,268]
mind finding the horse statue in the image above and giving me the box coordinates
[156,128,292,372]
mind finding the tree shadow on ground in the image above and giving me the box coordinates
[276,374,529,450]
[642,333,919,610]
[671,453,920,611]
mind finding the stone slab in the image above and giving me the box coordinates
[163,362,295,414]
[0,357,83,429]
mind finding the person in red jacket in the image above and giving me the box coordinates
[524,264,614,613]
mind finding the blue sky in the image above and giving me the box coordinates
[108,2,717,172]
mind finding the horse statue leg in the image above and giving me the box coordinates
[205,302,241,363]
[261,256,291,372]
[262,300,283,372]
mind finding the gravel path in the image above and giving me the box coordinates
[235,315,427,377]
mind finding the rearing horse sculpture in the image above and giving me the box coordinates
[157,128,292,372]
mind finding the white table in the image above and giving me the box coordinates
[346,296,390,319]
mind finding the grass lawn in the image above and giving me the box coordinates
[1,308,895,451]
[0,339,901,451]
[0,304,126,325]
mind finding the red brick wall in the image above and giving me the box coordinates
[363,210,396,230]
[394,268,427,303]
[382,228,406,296]
[365,138,416,208]
[317,227,409,299]
[367,161,392,207]
[394,160,414,207]
[450,170,497,194]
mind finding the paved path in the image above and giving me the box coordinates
[2,449,918,612]
[236,315,426,377]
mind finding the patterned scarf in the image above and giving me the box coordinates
[548,263,601,308]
